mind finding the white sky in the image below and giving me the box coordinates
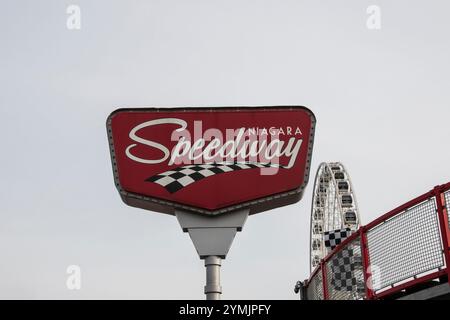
[1,0,449,299]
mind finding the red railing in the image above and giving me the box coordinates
[304,182,450,300]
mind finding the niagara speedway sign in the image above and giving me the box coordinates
[107,106,316,215]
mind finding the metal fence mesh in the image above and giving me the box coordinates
[325,236,366,300]
[306,268,323,300]
[366,197,444,292]
[445,190,450,230]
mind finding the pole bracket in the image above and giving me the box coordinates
[175,209,249,299]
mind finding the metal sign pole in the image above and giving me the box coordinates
[175,209,249,300]
[204,256,222,300]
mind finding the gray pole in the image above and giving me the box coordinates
[204,256,222,300]
[175,209,248,300]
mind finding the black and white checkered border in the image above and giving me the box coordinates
[146,162,286,194]
[324,228,353,251]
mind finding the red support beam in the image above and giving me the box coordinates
[360,228,375,299]
[434,186,450,285]
[321,261,329,300]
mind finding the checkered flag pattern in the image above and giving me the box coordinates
[330,247,359,291]
[146,162,284,194]
[324,228,352,251]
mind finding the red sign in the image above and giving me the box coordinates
[107,106,316,215]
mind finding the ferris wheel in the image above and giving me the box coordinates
[309,162,361,272]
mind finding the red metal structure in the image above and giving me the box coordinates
[303,182,450,300]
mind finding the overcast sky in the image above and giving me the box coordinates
[1,0,449,299]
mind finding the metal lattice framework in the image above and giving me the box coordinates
[306,268,324,300]
[366,198,444,291]
[310,162,361,272]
